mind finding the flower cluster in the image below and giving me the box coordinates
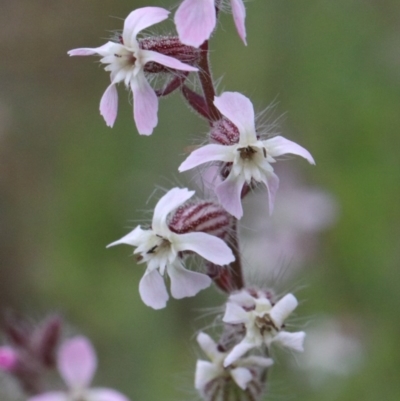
[194,289,304,398]
[66,4,315,400]
[0,2,322,401]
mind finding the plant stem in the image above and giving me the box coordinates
[229,219,244,290]
[198,41,221,123]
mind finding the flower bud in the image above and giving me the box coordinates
[210,117,240,145]
[34,315,62,368]
[140,36,201,73]
[169,200,232,241]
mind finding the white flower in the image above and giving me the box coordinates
[195,332,273,393]
[223,291,305,366]
[108,188,234,309]
[68,7,197,135]
[28,337,130,401]
[179,92,315,219]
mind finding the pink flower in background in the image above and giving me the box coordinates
[241,168,339,280]
[68,7,198,135]
[28,337,130,401]
[179,92,315,219]
[0,347,17,371]
[223,291,305,367]
[107,188,234,309]
[175,0,247,47]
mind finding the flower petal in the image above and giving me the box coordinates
[174,232,234,265]
[222,302,248,324]
[230,367,252,390]
[224,341,254,367]
[272,331,305,352]
[240,356,274,368]
[269,293,298,328]
[195,360,221,391]
[168,263,211,299]
[28,392,68,401]
[197,332,219,359]
[230,0,247,45]
[140,50,198,71]
[100,84,118,127]
[265,136,315,164]
[139,269,169,309]
[261,172,279,215]
[174,0,216,47]
[87,388,130,401]
[214,92,256,143]
[123,7,170,46]
[152,188,195,233]
[228,291,256,308]
[179,144,234,172]
[58,336,97,389]
[106,226,144,248]
[131,71,158,135]
[215,172,246,219]
[68,42,116,57]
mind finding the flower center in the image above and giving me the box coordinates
[254,314,278,336]
[238,146,257,160]
[115,52,137,65]
[238,146,267,160]
[146,235,171,255]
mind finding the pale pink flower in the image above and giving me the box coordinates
[175,0,247,47]
[68,7,198,135]
[0,346,17,371]
[179,92,315,219]
[223,291,305,367]
[195,332,273,394]
[28,337,130,401]
[107,188,235,309]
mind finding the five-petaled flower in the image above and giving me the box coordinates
[68,7,198,135]
[28,336,130,401]
[175,0,247,47]
[195,332,273,394]
[222,291,305,367]
[179,91,315,219]
[107,187,235,309]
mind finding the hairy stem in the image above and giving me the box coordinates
[198,41,221,123]
[229,219,244,290]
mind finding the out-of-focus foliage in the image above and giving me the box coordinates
[0,0,399,400]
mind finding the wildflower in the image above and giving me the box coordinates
[179,92,315,219]
[28,336,130,401]
[68,7,198,135]
[195,332,273,395]
[223,291,305,366]
[175,0,247,47]
[107,187,235,309]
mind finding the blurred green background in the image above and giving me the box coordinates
[0,0,399,400]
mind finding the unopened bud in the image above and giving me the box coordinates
[34,315,62,368]
[210,118,240,145]
[140,36,201,73]
[169,200,232,240]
